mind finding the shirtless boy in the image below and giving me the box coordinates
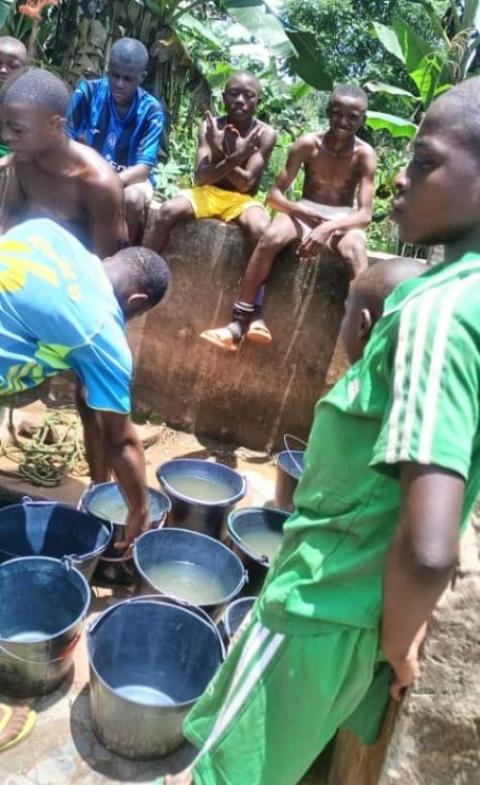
[200,84,377,351]
[0,36,27,88]
[147,71,277,263]
[0,37,27,157]
[0,68,127,256]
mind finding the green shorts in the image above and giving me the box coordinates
[162,616,386,785]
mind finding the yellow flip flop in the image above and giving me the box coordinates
[246,319,272,345]
[199,327,240,352]
[0,703,36,752]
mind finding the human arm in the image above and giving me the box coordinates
[117,105,166,188]
[83,168,128,256]
[65,80,91,142]
[382,463,462,699]
[0,158,27,233]
[223,126,277,194]
[194,114,266,188]
[371,298,480,698]
[298,146,377,259]
[266,136,323,223]
[118,164,151,187]
[75,380,110,482]
[96,411,149,550]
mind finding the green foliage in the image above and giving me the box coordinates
[0,0,15,31]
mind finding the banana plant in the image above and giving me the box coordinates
[365,1,480,138]
[219,0,333,91]
[0,0,16,31]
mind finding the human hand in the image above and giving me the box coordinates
[297,223,336,260]
[114,508,150,553]
[387,623,428,701]
[205,111,225,159]
[294,205,324,226]
[228,124,265,160]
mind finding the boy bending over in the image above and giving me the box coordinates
[162,77,480,784]
[201,84,376,351]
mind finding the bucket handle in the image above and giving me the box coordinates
[0,633,81,666]
[283,434,307,476]
[88,595,226,660]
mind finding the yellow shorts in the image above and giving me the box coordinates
[180,184,266,222]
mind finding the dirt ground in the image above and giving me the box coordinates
[0,404,279,785]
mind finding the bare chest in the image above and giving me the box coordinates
[17,164,86,221]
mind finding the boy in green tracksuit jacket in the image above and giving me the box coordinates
[163,77,480,785]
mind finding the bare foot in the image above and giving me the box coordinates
[0,703,32,750]
[164,770,194,785]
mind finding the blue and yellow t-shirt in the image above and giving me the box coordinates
[66,77,166,186]
[0,219,132,413]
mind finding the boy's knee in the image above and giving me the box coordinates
[158,198,190,225]
[125,185,147,216]
[257,223,289,253]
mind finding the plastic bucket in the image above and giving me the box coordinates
[133,528,247,619]
[0,556,90,696]
[227,507,290,595]
[222,597,256,644]
[156,458,246,539]
[88,596,225,759]
[275,450,305,511]
[0,499,112,582]
[79,483,171,586]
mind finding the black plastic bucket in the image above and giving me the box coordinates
[0,499,112,582]
[133,528,247,619]
[227,507,290,595]
[0,556,90,696]
[156,458,246,539]
[87,597,225,759]
[275,450,305,511]
[79,483,171,586]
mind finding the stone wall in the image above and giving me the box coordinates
[129,215,350,451]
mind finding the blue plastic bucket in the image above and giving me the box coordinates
[156,458,247,539]
[133,528,247,619]
[228,507,290,595]
[0,556,91,696]
[88,597,225,759]
[0,499,112,581]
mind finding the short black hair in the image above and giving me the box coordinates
[353,257,426,311]
[114,246,171,307]
[110,38,149,73]
[2,67,70,115]
[225,71,261,95]
[426,77,480,156]
[0,36,28,61]
[330,84,368,110]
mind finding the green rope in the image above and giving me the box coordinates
[3,407,88,487]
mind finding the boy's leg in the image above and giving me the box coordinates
[146,196,195,253]
[334,229,368,279]
[124,180,154,245]
[235,206,271,343]
[162,618,378,785]
[200,214,300,351]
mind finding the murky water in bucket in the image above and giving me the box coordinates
[146,561,226,605]
[115,684,176,706]
[88,496,130,524]
[240,529,283,563]
[7,631,50,643]
[166,476,234,503]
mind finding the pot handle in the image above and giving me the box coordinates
[88,594,227,660]
[283,434,307,476]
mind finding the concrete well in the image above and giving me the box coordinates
[130,214,350,451]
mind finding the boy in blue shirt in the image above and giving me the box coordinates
[67,37,166,243]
